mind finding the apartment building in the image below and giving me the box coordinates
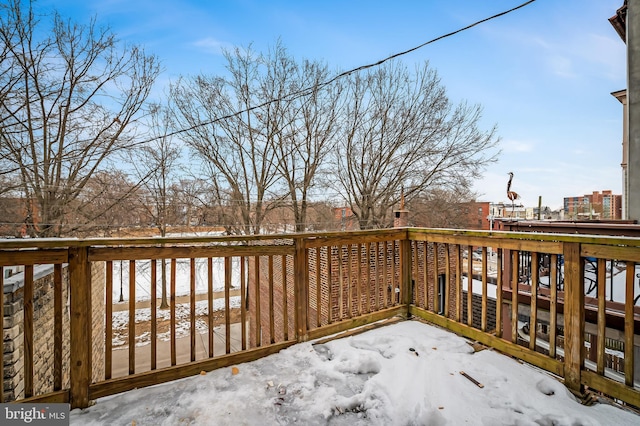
[563,190,622,220]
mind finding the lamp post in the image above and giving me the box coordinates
[119,259,124,302]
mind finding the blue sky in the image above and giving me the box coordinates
[44,0,626,210]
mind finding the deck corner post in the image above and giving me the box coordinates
[563,241,584,394]
[294,237,309,342]
[69,245,93,409]
[400,235,412,318]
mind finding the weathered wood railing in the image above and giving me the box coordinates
[1,228,639,409]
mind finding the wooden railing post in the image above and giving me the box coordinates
[400,235,412,317]
[563,242,584,394]
[294,238,309,342]
[69,246,92,409]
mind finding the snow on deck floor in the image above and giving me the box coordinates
[70,320,640,426]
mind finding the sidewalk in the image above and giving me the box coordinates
[110,322,246,378]
[111,289,242,312]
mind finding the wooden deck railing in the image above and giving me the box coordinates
[1,228,639,409]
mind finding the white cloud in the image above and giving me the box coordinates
[542,32,624,81]
[581,33,626,80]
[192,37,230,55]
[501,139,534,153]
[547,54,576,79]
[506,15,624,82]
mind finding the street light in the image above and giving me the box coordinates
[119,259,124,302]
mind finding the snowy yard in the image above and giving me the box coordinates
[111,297,241,347]
[70,320,640,425]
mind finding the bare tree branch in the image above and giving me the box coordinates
[170,45,286,235]
[331,61,499,229]
[0,0,160,236]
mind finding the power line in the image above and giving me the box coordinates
[0,0,536,176]
[159,0,536,141]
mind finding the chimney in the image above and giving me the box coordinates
[393,187,409,227]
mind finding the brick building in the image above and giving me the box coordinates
[0,196,39,237]
[462,201,491,230]
[563,190,622,220]
[333,207,358,231]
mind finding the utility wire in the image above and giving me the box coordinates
[0,0,536,176]
[316,1,537,89]
[161,0,536,140]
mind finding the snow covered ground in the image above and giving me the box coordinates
[110,257,242,302]
[112,297,241,347]
[70,320,640,426]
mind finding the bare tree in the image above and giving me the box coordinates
[170,45,287,235]
[332,61,499,229]
[170,178,208,227]
[0,2,20,184]
[131,104,181,308]
[69,170,147,236]
[304,200,344,232]
[0,1,160,236]
[0,175,24,236]
[132,106,181,239]
[409,187,480,229]
[271,52,343,232]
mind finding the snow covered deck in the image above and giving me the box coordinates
[1,227,640,412]
[70,320,640,425]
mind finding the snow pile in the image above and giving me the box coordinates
[70,321,639,425]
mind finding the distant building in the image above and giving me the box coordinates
[462,201,490,230]
[490,202,525,221]
[525,206,559,220]
[333,207,358,231]
[0,196,39,237]
[563,190,622,220]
